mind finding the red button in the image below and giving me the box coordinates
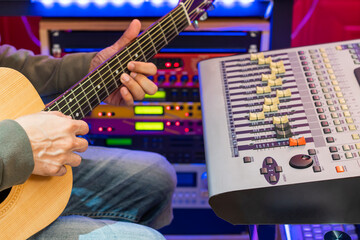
[336,166,344,173]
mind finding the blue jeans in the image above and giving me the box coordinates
[30,146,177,239]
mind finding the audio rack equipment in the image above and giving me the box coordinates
[199,39,360,224]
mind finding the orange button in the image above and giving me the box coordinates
[289,138,298,146]
[297,137,306,146]
[336,166,344,173]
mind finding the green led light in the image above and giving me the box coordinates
[135,122,164,131]
[106,138,132,146]
[134,106,164,115]
[144,90,166,99]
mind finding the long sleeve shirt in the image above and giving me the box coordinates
[0,44,96,190]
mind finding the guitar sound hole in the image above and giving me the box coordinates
[0,188,11,203]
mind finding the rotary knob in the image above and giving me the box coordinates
[289,154,313,169]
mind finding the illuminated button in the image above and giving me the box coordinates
[321,121,329,127]
[343,111,351,117]
[324,94,331,99]
[319,114,326,120]
[322,53,328,58]
[356,143,360,149]
[325,63,332,68]
[333,119,341,125]
[316,108,324,113]
[331,113,339,118]
[332,80,339,85]
[313,96,320,101]
[313,59,320,64]
[323,128,332,134]
[271,68,279,75]
[341,105,349,110]
[336,92,344,98]
[328,69,334,74]
[342,145,351,151]
[322,88,329,93]
[326,137,335,143]
[345,152,354,159]
[336,45,342,50]
[320,48,326,52]
[318,76,325,81]
[323,58,330,63]
[316,71,323,76]
[334,86,341,92]
[336,166,344,173]
[315,102,322,107]
[329,146,338,153]
[329,106,336,112]
[353,134,360,140]
[314,65,321,70]
[329,74,336,80]
[307,77,314,82]
[338,98,346,104]
[333,155,341,161]
[320,82,327,87]
[326,100,333,105]
[349,125,357,131]
[346,118,354,124]
[336,126,343,132]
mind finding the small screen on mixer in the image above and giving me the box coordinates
[176,172,197,187]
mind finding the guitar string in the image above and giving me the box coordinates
[48,2,207,117]
[46,4,187,115]
[62,3,205,118]
[47,2,206,116]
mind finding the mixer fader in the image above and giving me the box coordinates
[199,40,360,224]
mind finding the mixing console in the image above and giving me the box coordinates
[199,39,360,224]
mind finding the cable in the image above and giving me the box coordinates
[291,0,319,40]
[21,16,41,47]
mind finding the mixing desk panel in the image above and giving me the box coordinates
[199,39,360,224]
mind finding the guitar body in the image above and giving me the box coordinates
[0,67,72,239]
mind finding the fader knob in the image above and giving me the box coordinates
[289,154,313,169]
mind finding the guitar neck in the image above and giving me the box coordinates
[45,3,191,120]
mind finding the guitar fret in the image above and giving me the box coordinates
[169,12,179,35]
[146,32,158,55]
[69,89,85,119]
[106,62,119,89]
[158,22,168,45]
[136,40,147,62]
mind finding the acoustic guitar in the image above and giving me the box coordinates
[0,0,214,238]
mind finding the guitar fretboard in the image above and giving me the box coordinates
[44,4,190,120]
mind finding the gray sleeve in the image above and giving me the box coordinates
[0,44,96,97]
[0,120,34,191]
